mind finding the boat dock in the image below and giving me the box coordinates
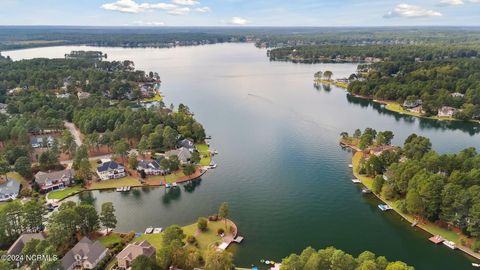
[116,186,131,192]
[429,235,445,244]
[352,178,361,183]
[378,204,392,211]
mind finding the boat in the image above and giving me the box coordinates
[352,178,361,183]
[348,164,353,168]
[144,227,154,234]
[443,240,457,250]
[472,263,480,267]
[361,188,372,194]
[210,163,217,169]
[125,186,131,191]
[116,187,123,192]
[165,183,171,188]
[378,204,392,211]
[172,182,178,188]
[153,227,163,234]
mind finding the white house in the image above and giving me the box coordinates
[438,106,458,117]
[96,160,126,180]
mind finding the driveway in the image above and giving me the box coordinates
[64,121,83,147]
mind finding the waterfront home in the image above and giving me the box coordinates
[77,91,91,100]
[56,93,71,99]
[61,237,108,270]
[96,160,126,180]
[7,233,46,255]
[31,136,55,148]
[402,99,422,109]
[177,139,196,152]
[0,178,21,202]
[34,169,75,192]
[137,160,167,175]
[369,145,396,156]
[408,105,424,114]
[116,240,156,269]
[165,147,192,164]
[437,106,458,117]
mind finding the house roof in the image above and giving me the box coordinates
[177,139,195,149]
[165,147,192,162]
[137,160,161,170]
[7,233,45,255]
[0,178,21,199]
[116,240,155,262]
[35,169,75,185]
[97,161,123,173]
[61,237,107,270]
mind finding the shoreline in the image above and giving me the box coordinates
[47,166,209,204]
[346,148,480,262]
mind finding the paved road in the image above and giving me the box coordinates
[60,154,113,165]
[64,121,82,147]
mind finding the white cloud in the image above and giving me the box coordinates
[168,7,190,15]
[384,4,442,18]
[195,6,211,13]
[172,0,199,5]
[101,0,185,14]
[132,20,165,26]
[227,16,249,25]
[438,0,464,6]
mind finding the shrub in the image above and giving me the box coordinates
[187,235,197,245]
[473,240,480,252]
[197,217,208,231]
[208,215,218,221]
[217,228,224,235]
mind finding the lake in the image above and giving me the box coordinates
[5,43,480,270]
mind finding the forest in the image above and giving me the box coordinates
[349,128,480,246]
[280,246,414,270]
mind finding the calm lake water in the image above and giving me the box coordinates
[5,43,480,270]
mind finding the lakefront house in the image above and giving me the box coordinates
[437,106,458,117]
[165,147,192,164]
[61,237,108,270]
[34,169,75,192]
[137,159,167,176]
[96,160,126,180]
[116,240,156,269]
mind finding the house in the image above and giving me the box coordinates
[177,139,196,152]
[137,160,167,176]
[96,160,126,180]
[77,91,91,100]
[31,136,55,148]
[165,147,192,164]
[56,93,71,99]
[408,105,424,114]
[0,178,21,202]
[116,240,156,269]
[7,233,46,255]
[437,106,458,117]
[369,145,396,157]
[451,92,465,98]
[35,169,75,192]
[61,237,108,270]
[402,99,422,109]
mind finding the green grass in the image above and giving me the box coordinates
[135,220,231,255]
[384,102,422,117]
[46,186,84,200]
[142,94,163,102]
[89,177,141,190]
[148,170,187,184]
[98,233,123,248]
[196,143,212,166]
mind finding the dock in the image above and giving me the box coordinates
[429,235,445,244]
[144,227,153,234]
[352,178,361,184]
[233,236,244,243]
[378,204,392,211]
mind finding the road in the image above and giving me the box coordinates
[64,121,82,147]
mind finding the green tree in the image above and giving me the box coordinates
[191,151,201,164]
[100,202,117,234]
[114,140,130,161]
[128,153,139,169]
[75,204,99,236]
[218,202,230,230]
[204,250,234,270]
[22,200,45,232]
[162,225,185,246]
[372,175,385,194]
[197,217,208,231]
[163,126,179,149]
[323,70,333,80]
[183,164,196,176]
[131,255,160,270]
[14,157,32,179]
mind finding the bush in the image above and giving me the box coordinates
[208,215,218,221]
[187,235,197,245]
[473,240,480,252]
[217,228,224,235]
[197,217,208,231]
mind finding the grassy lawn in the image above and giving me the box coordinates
[196,143,212,166]
[46,186,84,200]
[142,94,163,102]
[88,177,141,190]
[98,233,123,248]
[384,102,422,117]
[148,170,187,184]
[135,220,231,255]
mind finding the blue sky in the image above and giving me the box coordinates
[1,0,479,26]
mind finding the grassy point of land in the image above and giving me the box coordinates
[135,220,235,256]
[315,79,348,89]
[46,186,84,200]
[196,143,212,166]
[88,177,142,190]
[98,233,123,248]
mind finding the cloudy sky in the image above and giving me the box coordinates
[0,0,479,26]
